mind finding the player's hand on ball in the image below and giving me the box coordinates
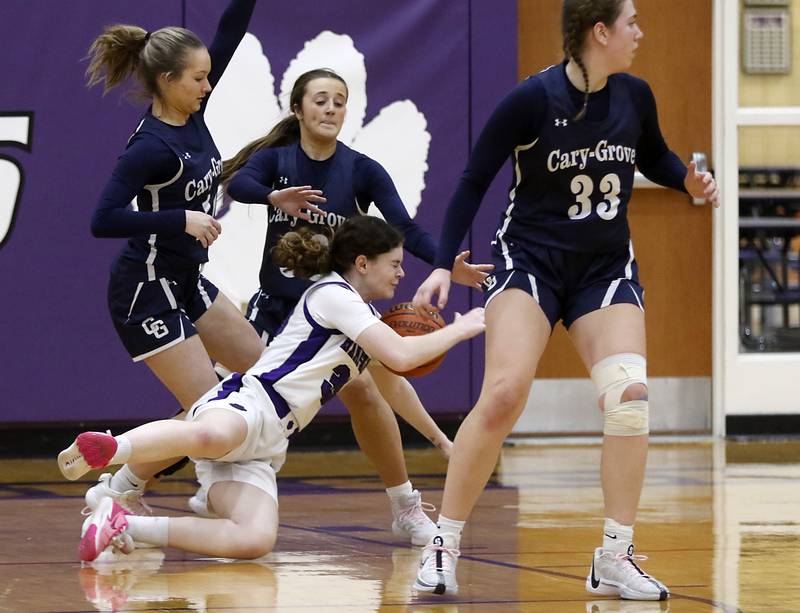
[381,303,446,377]
[413,268,452,314]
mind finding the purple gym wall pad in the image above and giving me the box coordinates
[0,1,516,424]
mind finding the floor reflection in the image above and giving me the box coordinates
[0,441,798,612]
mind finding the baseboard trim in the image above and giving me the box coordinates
[726,414,800,436]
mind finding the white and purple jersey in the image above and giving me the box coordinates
[227,273,381,431]
[434,61,688,268]
[91,0,256,280]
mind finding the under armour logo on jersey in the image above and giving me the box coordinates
[142,317,169,339]
[555,118,568,127]
[482,275,497,292]
[183,152,192,159]
[277,176,289,186]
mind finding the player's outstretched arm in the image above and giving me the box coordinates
[357,307,485,374]
[369,364,452,459]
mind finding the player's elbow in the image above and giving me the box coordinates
[378,346,417,373]
[226,183,243,202]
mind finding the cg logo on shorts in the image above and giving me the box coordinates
[142,317,169,339]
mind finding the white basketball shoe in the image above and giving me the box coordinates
[390,489,438,546]
[412,533,460,595]
[586,546,669,601]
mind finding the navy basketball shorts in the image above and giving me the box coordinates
[107,267,220,362]
[245,290,298,344]
[483,238,645,329]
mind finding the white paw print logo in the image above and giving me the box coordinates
[202,31,431,307]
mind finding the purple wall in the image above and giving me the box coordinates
[0,1,516,424]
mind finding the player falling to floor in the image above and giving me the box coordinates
[411,0,719,601]
[211,67,492,544]
[59,216,486,561]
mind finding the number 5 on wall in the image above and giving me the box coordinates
[0,112,33,249]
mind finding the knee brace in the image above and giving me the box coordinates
[590,353,649,436]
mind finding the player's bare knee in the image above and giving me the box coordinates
[477,379,528,432]
[231,524,276,558]
[340,375,379,410]
[486,377,529,409]
[478,410,519,434]
[237,537,275,559]
[190,424,238,458]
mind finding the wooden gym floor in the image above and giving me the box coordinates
[0,439,798,612]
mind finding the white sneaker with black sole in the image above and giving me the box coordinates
[586,546,669,601]
[412,533,460,595]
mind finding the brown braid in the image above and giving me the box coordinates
[561,0,625,121]
[572,55,591,121]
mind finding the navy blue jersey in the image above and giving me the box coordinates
[228,141,436,300]
[91,0,256,280]
[434,62,688,268]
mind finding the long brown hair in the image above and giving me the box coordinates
[561,0,625,121]
[220,68,348,190]
[85,25,204,98]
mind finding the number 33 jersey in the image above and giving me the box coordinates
[498,64,641,254]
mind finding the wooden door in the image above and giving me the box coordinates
[515,0,713,433]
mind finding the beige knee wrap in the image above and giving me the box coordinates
[590,353,649,436]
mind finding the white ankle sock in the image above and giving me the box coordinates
[109,435,132,466]
[109,464,147,493]
[436,515,464,548]
[603,517,634,554]
[386,481,413,500]
[126,516,169,547]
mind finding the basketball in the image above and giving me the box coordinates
[380,302,446,377]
